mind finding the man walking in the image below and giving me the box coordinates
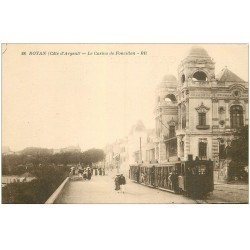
[119,174,126,193]
[115,174,121,191]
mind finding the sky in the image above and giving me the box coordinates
[2,44,248,151]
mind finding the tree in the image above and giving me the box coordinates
[2,147,105,203]
[226,125,248,180]
[228,125,248,164]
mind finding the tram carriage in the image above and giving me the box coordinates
[129,158,214,198]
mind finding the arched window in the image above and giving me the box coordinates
[230,105,243,128]
[164,94,177,103]
[192,71,207,81]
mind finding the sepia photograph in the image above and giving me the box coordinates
[2,43,249,204]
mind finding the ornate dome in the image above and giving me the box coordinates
[158,74,177,88]
[188,46,209,58]
[162,74,177,82]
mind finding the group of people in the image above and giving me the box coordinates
[132,167,179,192]
[94,168,105,176]
[70,165,128,193]
[114,174,126,193]
[69,166,93,180]
[80,167,93,180]
[69,165,107,181]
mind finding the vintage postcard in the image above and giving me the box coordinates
[2,44,248,204]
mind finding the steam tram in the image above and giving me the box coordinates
[129,158,214,198]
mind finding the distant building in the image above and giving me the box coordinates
[127,121,156,164]
[128,120,147,164]
[104,138,129,173]
[143,129,156,163]
[104,121,156,173]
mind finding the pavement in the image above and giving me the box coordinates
[204,182,248,204]
[55,174,195,204]
[55,174,249,204]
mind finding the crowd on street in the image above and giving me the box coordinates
[69,165,106,181]
[69,165,127,193]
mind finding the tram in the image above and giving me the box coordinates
[129,157,214,198]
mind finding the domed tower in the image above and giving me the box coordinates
[155,75,178,162]
[178,46,215,87]
[176,46,216,161]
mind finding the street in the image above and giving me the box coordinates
[55,174,248,204]
[205,182,248,204]
[55,174,195,204]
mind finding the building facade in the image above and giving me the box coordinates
[156,46,248,167]
[104,121,156,173]
[104,138,129,173]
[104,46,248,172]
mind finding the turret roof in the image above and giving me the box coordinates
[216,67,245,83]
[158,74,177,88]
[188,46,210,58]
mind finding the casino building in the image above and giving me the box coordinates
[155,46,248,167]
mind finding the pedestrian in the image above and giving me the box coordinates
[83,169,87,180]
[168,169,178,192]
[168,170,173,189]
[69,170,73,180]
[115,174,121,191]
[78,167,83,175]
[141,172,145,183]
[75,167,79,175]
[172,170,179,193]
[119,174,126,193]
[136,168,140,183]
[151,166,155,186]
[87,168,92,180]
